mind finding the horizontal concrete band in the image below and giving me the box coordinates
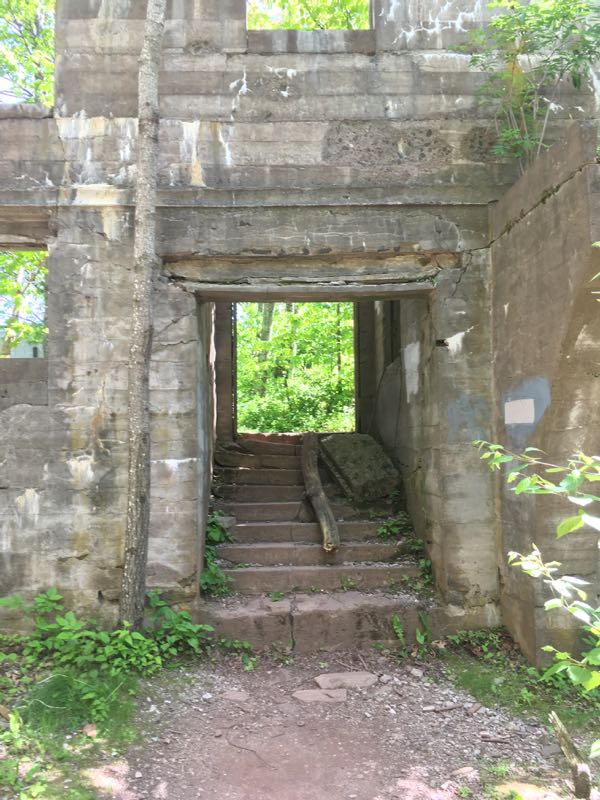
[175,280,434,301]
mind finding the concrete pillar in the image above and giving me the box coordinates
[215,302,235,442]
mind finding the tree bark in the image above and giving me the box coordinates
[119,0,167,629]
[301,433,340,552]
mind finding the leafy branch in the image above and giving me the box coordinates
[465,0,600,172]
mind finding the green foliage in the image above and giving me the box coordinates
[0,251,47,357]
[200,513,234,597]
[0,589,216,797]
[0,0,54,104]
[465,0,600,171]
[236,302,355,433]
[481,441,600,756]
[216,637,259,671]
[247,0,370,30]
[377,512,415,540]
[391,614,409,660]
[444,627,600,734]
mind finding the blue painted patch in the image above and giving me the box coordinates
[447,393,490,444]
[502,377,551,449]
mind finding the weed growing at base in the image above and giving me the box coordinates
[0,588,214,798]
[444,628,600,736]
[200,512,234,597]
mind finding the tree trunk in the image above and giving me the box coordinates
[257,302,274,396]
[119,0,167,629]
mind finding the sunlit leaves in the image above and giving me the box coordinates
[236,302,355,432]
[0,250,47,356]
[465,0,600,170]
[0,0,54,104]
[247,0,370,30]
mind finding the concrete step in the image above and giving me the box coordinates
[239,438,302,457]
[219,500,314,522]
[232,520,383,544]
[216,484,306,503]
[217,541,404,567]
[222,562,419,594]
[219,500,359,523]
[215,467,304,486]
[194,591,444,651]
[238,433,303,445]
[215,451,301,471]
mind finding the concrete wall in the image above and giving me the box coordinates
[491,122,600,663]
[371,250,500,627]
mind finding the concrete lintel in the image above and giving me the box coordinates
[177,281,435,302]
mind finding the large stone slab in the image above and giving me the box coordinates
[319,433,399,503]
[314,672,377,690]
[292,689,347,704]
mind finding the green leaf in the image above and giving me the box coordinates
[556,515,584,537]
[590,740,600,760]
[543,598,563,611]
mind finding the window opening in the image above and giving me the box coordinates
[247,0,371,30]
[0,250,47,358]
[235,301,356,433]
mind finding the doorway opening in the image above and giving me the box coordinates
[235,301,356,434]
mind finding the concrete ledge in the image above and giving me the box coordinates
[0,104,53,120]
[0,359,48,411]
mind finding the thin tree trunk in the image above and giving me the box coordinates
[119,0,167,629]
[257,303,274,396]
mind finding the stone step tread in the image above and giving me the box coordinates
[194,591,443,651]
[216,484,306,502]
[222,562,419,594]
[217,541,405,566]
[214,467,304,486]
[217,500,360,523]
[238,439,302,456]
[232,520,383,543]
[215,452,302,470]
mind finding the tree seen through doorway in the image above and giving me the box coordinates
[236,302,355,433]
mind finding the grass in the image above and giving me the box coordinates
[442,629,600,738]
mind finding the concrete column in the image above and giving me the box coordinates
[215,302,235,442]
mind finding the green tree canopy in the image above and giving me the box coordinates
[247,0,370,30]
[0,250,47,357]
[236,302,355,432]
[0,0,54,104]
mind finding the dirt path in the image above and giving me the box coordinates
[86,652,573,800]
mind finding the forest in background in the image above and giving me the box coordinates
[236,302,356,432]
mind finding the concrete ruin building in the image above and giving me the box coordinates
[1,0,599,662]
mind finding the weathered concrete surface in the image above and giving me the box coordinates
[490,122,600,664]
[320,433,400,503]
[0,359,48,411]
[0,0,598,651]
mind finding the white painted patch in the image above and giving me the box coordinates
[152,458,198,474]
[503,303,509,317]
[68,455,95,490]
[403,342,420,401]
[504,398,535,425]
[446,326,474,356]
[218,126,234,168]
[15,488,40,527]
[180,121,205,187]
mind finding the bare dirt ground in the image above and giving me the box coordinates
[85,651,581,800]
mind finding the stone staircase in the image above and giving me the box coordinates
[196,434,438,651]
